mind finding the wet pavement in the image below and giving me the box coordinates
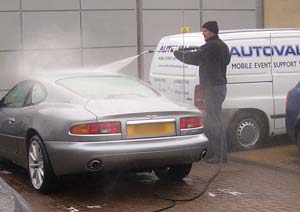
[0,177,15,212]
[230,142,300,175]
[0,167,33,212]
[0,136,300,212]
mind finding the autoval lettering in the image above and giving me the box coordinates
[231,45,300,57]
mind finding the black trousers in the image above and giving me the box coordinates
[204,85,227,160]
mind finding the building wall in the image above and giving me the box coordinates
[264,0,300,28]
[0,0,261,96]
[143,0,262,80]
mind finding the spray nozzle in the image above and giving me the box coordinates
[139,50,156,56]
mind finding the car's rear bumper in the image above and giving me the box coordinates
[45,134,209,176]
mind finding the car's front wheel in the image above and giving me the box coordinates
[154,163,192,180]
[28,135,58,193]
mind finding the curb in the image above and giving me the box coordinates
[229,155,300,175]
[0,177,34,212]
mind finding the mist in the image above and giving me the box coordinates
[96,51,149,74]
[1,30,148,99]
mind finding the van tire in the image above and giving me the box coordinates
[227,111,267,151]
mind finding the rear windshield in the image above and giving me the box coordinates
[56,76,159,99]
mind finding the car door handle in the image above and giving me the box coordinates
[8,117,15,125]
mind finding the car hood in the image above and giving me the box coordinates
[85,97,197,118]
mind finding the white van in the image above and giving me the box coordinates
[150,29,300,150]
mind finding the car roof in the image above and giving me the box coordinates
[28,68,124,82]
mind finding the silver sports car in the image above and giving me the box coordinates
[0,71,208,193]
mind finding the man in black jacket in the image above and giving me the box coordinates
[173,21,231,163]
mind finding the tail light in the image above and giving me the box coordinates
[194,85,205,110]
[180,117,203,129]
[70,122,121,135]
[286,91,291,109]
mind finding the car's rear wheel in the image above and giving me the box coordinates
[297,131,300,155]
[154,163,192,180]
[227,111,267,151]
[28,135,58,193]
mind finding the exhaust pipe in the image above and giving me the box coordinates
[200,149,207,160]
[87,159,102,171]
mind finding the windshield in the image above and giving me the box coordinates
[56,75,160,99]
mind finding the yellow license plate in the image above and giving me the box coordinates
[127,122,176,138]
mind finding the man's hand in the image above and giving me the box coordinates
[171,47,179,52]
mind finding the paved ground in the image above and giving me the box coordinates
[0,138,300,212]
[0,177,15,212]
[0,173,33,212]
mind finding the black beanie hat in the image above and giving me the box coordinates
[202,21,219,34]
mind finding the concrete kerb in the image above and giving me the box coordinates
[0,177,34,212]
[229,155,300,175]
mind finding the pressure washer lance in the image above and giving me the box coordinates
[139,50,161,55]
[147,47,201,54]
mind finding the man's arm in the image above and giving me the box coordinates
[173,49,201,66]
[173,45,210,66]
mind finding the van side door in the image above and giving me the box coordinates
[271,31,300,129]
[224,33,273,122]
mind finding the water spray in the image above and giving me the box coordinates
[95,50,156,74]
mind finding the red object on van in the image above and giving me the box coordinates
[194,85,205,110]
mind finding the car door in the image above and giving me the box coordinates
[0,80,34,158]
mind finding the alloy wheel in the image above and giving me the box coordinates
[28,139,45,189]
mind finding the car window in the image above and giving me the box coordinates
[24,82,47,106]
[31,82,47,105]
[56,76,160,99]
[3,81,34,108]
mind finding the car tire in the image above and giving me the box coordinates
[154,163,192,181]
[227,111,267,151]
[297,131,300,155]
[28,135,59,193]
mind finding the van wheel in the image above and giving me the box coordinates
[28,135,59,193]
[227,111,267,151]
[154,163,192,181]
